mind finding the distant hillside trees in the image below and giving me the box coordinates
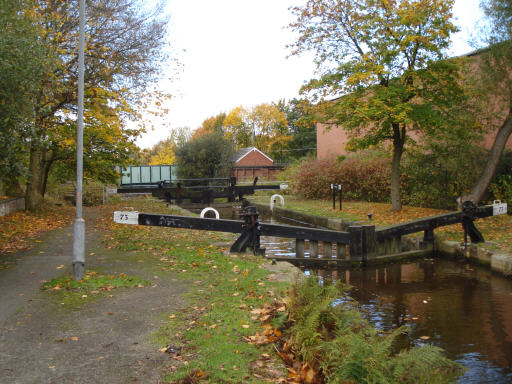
[185,99,316,164]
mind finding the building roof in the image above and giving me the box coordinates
[232,147,273,164]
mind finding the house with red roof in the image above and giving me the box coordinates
[232,147,284,181]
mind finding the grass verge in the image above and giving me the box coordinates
[100,197,290,383]
[249,191,512,253]
[40,270,151,308]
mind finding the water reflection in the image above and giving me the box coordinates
[261,233,512,383]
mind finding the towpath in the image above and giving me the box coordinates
[0,207,188,384]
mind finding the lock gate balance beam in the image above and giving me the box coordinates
[114,201,507,266]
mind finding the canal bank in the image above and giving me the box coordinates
[121,198,512,383]
[245,202,512,383]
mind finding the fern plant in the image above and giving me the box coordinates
[284,275,463,383]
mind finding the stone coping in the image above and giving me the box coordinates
[436,240,512,277]
[0,196,24,203]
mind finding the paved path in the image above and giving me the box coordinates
[0,208,188,384]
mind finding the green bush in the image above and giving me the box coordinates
[486,151,512,204]
[175,132,234,179]
[489,174,512,203]
[83,186,103,206]
[402,146,486,210]
[286,276,462,383]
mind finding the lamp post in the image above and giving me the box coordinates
[73,0,86,281]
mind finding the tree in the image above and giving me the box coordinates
[175,133,234,179]
[48,94,143,184]
[275,98,317,162]
[0,0,46,195]
[462,0,512,204]
[190,113,226,140]
[222,103,289,154]
[24,0,168,210]
[141,127,190,165]
[223,106,252,148]
[148,140,176,165]
[289,0,463,210]
[249,103,289,154]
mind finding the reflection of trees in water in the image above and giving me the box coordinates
[313,259,512,375]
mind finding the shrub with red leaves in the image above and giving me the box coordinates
[289,156,391,202]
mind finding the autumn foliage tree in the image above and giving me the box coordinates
[190,113,226,141]
[141,127,190,166]
[21,0,168,210]
[223,106,253,149]
[0,0,46,195]
[222,103,289,155]
[289,0,464,210]
[275,98,317,162]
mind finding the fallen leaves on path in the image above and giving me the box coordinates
[0,206,73,254]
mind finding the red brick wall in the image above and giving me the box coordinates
[317,120,512,160]
[233,167,283,181]
[317,123,351,159]
[316,53,512,159]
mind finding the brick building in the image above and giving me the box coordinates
[316,48,512,160]
[232,147,284,181]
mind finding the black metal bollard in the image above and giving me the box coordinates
[331,183,342,210]
[339,184,342,210]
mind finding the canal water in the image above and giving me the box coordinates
[260,227,512,383]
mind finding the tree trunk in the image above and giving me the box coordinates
[462,108,512,205]
[25,142,47,210]
[40,153,55,198]
[391,124,405,211]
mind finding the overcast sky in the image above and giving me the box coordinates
[135,0,485,149]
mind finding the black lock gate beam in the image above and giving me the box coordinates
[114,206,351,256]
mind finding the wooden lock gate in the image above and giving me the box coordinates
[114,206,351,258]
[117,177,286,205]
[114,201,507,266]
